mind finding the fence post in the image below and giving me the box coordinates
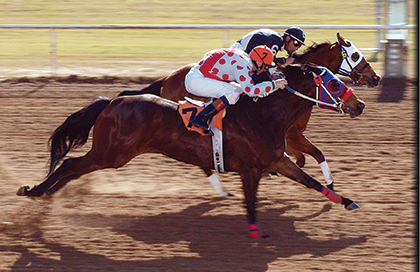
[384,0,408,79]
[50,29,57,76]
[376,0,383,50]
[223,29,230,47]
[378,0,408,102]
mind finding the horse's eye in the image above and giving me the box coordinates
[351,52,360,62]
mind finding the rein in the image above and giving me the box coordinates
[285,85,339,108]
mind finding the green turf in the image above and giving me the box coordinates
[0,0,416,77]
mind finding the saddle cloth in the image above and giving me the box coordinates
[178,99,225,172]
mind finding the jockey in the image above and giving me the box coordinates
[231,27,306,68]
[185,45,288,134]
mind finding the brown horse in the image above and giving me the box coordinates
[17,64,364,239]
[118,33,380,194]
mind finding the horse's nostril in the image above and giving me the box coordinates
[373,75,381,83]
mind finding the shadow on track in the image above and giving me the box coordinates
[3,200,367,272]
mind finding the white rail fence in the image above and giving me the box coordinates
[0,24,416,76]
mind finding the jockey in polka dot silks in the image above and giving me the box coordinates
[185,45,288,134]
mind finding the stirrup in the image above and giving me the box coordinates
[190,123,213,136]
[190,117,209,131]
[190,119,213,136]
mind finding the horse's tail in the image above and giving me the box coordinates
[117,78,164,97]
[47,96,112,176]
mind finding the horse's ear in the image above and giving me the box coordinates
[305,62,317,69]
[337,33,350,47]
[303,62,322,74]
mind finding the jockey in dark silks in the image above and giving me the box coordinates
[231,27,306,83]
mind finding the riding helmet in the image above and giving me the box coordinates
[249,45,276,66]
[284,26,306,45]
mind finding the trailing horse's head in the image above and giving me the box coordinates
[292,33,381,88]
[285,63,365,118]
[336,33,381,87]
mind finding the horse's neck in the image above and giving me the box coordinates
[295,43,340,73]
[254,89,314,136]
[277,92,313,128]
[232,67,315,138]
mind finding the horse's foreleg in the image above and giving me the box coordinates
[202,168,232,197]
[286,126,334,189]
[270,155,359,211]
[240,169,262,239]
[285,145,306,168]
[285,111,311,167]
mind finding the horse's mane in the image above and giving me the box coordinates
[292,41,333,62]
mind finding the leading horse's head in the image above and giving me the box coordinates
[284,63,365,118]
[335,33,381,87]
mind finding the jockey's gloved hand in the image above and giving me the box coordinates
[270,73,283,80]
[252,70,272,83]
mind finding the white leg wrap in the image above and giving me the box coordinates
[320,161,334,185]
[208,173,228,196]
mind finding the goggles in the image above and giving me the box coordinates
[292,39,303,47]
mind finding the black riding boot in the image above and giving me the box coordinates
[190,96,229,134]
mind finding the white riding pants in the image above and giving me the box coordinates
[185,66,242,105]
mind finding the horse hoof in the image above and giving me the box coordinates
[219,192,235,197]
[16,186,30,196]
[345,201,360,211]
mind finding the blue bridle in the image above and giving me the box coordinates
[285,66,354,114]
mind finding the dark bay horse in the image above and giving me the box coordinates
[118,33,380,194]
[17,64,364,239]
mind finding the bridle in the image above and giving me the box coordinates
[285,67,354,115]
[337,42,370,83]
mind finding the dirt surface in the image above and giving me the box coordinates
[0,76,417,271]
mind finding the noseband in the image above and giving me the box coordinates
[338,43,370,83]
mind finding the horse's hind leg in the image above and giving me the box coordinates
[46,174,82,195]
[17,153,102,197]
[269,155,359,210]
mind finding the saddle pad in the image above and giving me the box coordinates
[178,100,224,136]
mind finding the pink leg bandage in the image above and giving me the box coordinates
[249,223,259,239]
[321,186,342,203]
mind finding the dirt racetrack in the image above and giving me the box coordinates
[0,75,417,271]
